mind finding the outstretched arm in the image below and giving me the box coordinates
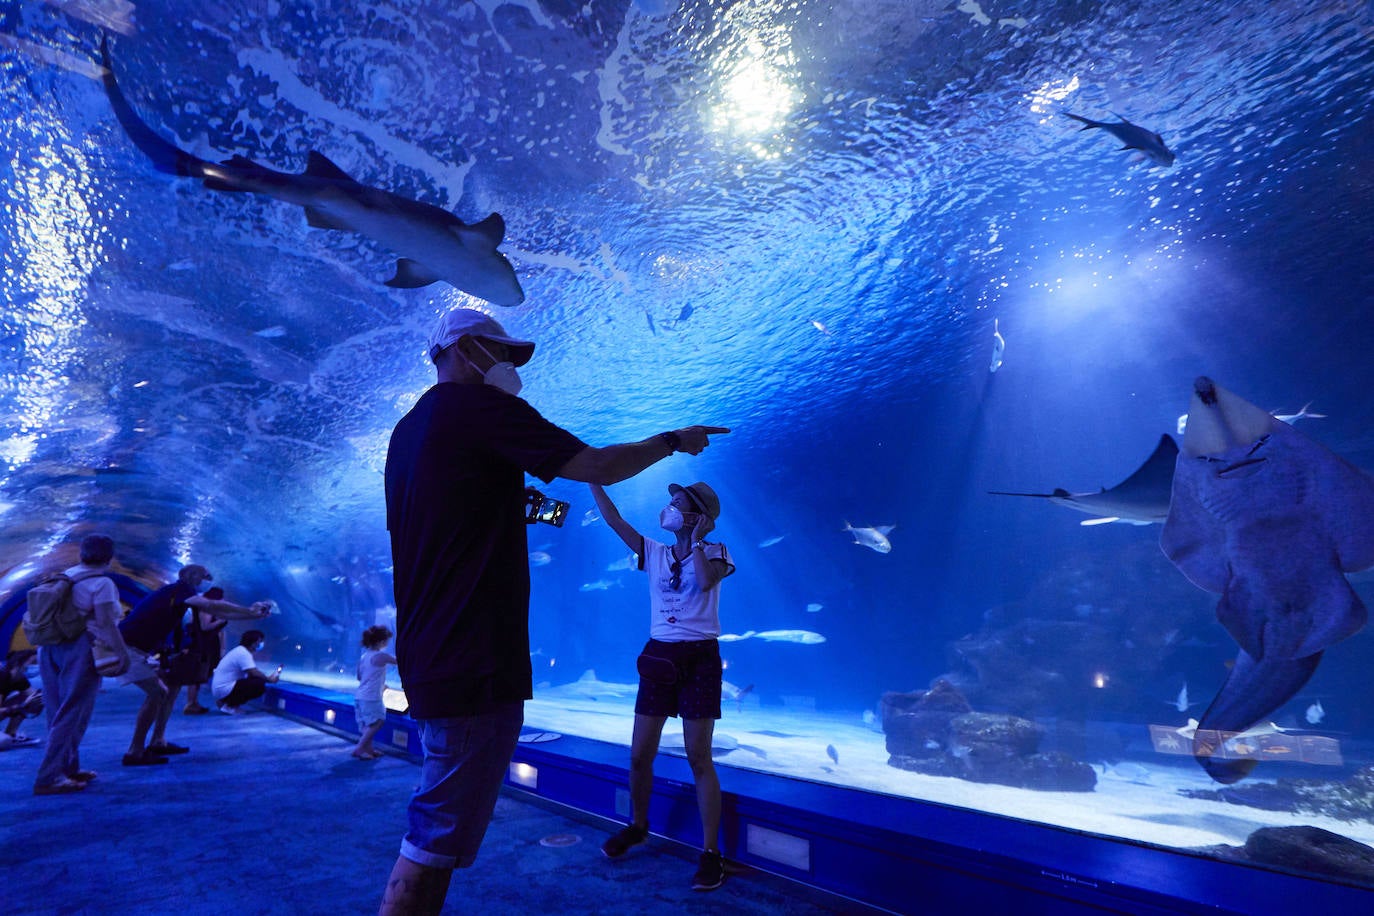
[186,596,272,620]
[557,426,730,485]
[589,485,643,555]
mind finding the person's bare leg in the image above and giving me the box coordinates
[149,681,176,745]
[683,718,721,851]
[378,856,452,916]
[628,714,667,828]
[354,720,383,756]
[128,678,166,755]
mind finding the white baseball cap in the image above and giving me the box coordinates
[427,308,535,365]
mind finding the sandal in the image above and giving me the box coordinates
[122,749,169,766]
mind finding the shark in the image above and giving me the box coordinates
[989,433,1178,525]
[1161,377,1374,783]
[99,38,524,306]
[1064,112,1175,167]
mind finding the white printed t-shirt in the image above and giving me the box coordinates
[639,538,735,642]
[211,645,256,699]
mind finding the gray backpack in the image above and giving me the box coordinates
[22,569,103,646]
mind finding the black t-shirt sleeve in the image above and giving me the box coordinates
[472,387,589,483]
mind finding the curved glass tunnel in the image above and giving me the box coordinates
[3,0,1374,903]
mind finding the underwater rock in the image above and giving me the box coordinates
[1197,827,1374,884]
[880,679,972,759]
[1181,765,1374,821]
[882,683,1095,791]
[1244,826,1374,881]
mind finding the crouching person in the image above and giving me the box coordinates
[210,630,280,714]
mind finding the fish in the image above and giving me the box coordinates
[99,38,524,306]
[1170,683,1195,713]
[0,32,109,80]
[989,318,1005,373]
[717,631,756,643]
[723,681,755,712]
[581,509,601,527]
[844,522,894,553]
[989,434,1178,526]
[752,629,826,644]
[606,553,638,572]
[528,551,552,567]
[805,603,823,613]
[826,743,839,765]
[1177,414,1189,436]
[1161,377,1374,783]
[578,579,620,592]
[254,325,287,338]
[758,536,786,548]
[862,709,877,726]
[1064,111,1175,167]
[1273,402,1327,425]
[1306,700,1325,724]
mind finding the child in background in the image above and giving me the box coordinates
[352,625,396,760]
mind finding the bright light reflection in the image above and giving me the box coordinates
[1027,75,1080,120]
[709,30,799,159]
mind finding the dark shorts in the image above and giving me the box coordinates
[634,638,721,720]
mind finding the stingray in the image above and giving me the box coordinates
[989,434,1178,525]
[1161,377,1374,783]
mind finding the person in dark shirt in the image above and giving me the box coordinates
[117,564,272,766]
[378,307,729,916]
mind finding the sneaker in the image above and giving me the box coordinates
[601,823,648,859]
[147,741,190,755]
[0,734,38,750]
[34,777,86,795]
[122,749,169,766]
[691,850,725,891]
[183,703,209,715]
[70,770,99,784]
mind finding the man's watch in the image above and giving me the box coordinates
[660,430,682,453]
[692,540,707,552]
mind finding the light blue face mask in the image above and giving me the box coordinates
[255,641,265,651]
[195,579,213,594]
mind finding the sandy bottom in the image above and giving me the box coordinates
[288,669,1374,853]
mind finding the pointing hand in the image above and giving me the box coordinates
[675,425,730,456]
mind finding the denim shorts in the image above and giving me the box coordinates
[354,698,386,728]
[634,638,722,720]
[400,702,524,870]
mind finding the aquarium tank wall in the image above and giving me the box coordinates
[4,0,1374,896]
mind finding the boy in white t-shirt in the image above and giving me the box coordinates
[588,481,735,892]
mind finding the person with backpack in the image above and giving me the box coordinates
[26,533,130,796]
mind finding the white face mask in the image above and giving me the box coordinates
[659,505,684,532]
[195,579,212,594]
[473,340,523,396]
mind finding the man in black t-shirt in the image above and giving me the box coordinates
[117,564,272,766]
[378,308,728,915]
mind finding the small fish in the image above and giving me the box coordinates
[843,522,894,554]
[606,553,637,572]
[1306,700,1325,724]
[579,579,619,592]
[581,509,601,527]
[752,629,826,645]
[1177,413,1189,436]
[989,318,1005,372]
[1064,111,1175,167]
[717,630,756,643]
[1170,683,1195,713]
[862,709,877,726]
[810,319,832,336]
[758,536,786,548]
[1273,403,1327,425]
[254,325,287,338]
[826,744,839,765]
[805,603,823,613]
[727,683,755,712]
[529,551,552,567]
